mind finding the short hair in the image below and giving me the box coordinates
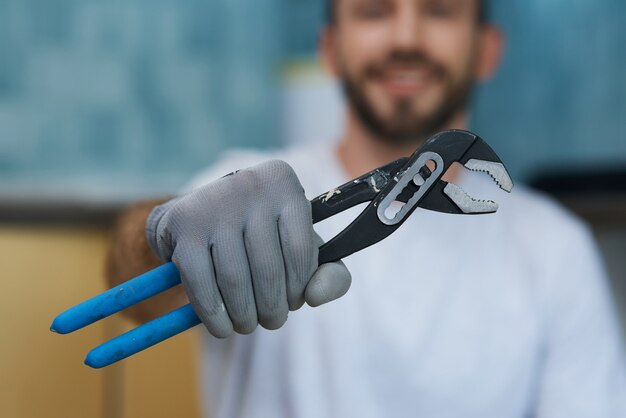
[326,0,489,25]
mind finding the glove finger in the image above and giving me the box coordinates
[278,200,317,311]
[245,218,289,330]
[172,244,233,338]
[211,232,258,334]
[305,261,352,307]
[147,197,183,262]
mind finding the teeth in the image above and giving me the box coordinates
[464,159,513,192]
[443,183,498,214]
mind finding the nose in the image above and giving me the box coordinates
[390,5,425,51]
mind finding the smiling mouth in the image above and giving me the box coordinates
[373,66,439,97]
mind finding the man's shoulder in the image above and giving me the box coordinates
[184,144,330,192]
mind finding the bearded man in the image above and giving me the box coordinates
[107,1,626,417]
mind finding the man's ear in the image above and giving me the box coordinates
[319,26,339,78]
[475,25,504,82]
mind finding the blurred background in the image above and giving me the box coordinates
[1,1,625,417]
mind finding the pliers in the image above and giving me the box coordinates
[51,129,513,368]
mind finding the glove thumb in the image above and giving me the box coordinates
[304,261,351,307]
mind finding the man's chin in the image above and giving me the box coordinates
[370,107,463,145]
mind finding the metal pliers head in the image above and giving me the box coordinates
[313,129,513,263]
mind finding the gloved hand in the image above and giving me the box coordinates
[146,160,352,338]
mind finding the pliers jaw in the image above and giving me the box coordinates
[416,130,514,215]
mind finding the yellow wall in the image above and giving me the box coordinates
[0,226,202,418]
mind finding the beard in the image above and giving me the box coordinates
[338,49,475,146]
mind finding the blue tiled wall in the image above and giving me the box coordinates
[0,0,284,198]
[473,0,626,180]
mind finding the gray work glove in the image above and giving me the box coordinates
[146,160,352,338]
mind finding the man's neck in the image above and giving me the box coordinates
[336,110,469,179]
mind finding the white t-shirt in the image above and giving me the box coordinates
[186,143,626,418]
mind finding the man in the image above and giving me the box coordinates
[107,0,626,417]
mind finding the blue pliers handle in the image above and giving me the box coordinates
[51,130,513,368]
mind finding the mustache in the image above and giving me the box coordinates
[363,50,448,79]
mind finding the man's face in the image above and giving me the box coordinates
[327,0,487,144]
